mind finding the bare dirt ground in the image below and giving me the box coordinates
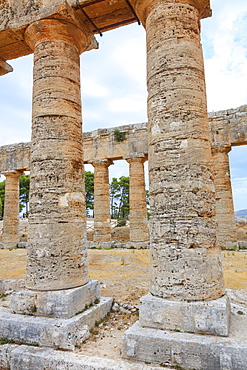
[0,248,247,360]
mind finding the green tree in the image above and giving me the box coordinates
[0,179,5,220]
[110,177,121,218]
[84,171,94,215]
[110,176,130,219]
[19,174,30,215]
[118,176,129,219]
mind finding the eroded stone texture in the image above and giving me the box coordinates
[10,280,101,318]
[2,171,23,249]
[126,155,149,243]
[133,0,225,301]
[91,160,112,243]
[212,147,237,249]
[139,293,230,336]
[0,297,113,351]
[122,321,247,370]
[24,9,95,291]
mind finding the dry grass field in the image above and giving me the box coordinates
[0,248,246,303]
[0,248,246,360]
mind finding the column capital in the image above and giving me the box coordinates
[89,159,113,168]
[124,152,147,160]
[212,146,231,155]
[24,2,98,55]
[125,155,148,165]
[129,0,211,25]
[2,170,24,178]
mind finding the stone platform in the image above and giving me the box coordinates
[10,280,100,318]
[0,344,171,370]
[122,317,247,370]
[0,297,112,351]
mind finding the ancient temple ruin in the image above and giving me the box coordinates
[0,0,246,369]
[1,105,246,250]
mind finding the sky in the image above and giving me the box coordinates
[0,0,247,211]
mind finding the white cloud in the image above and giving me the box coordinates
[82,109,102,123]
[81,76,109,97]
[203,0,247,111]
[231,178,247,211]
[232,178,247,195]
[108,95,147,113]
[112,35,146,89]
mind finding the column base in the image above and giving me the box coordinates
[1,242,19,250]
[10,280,100,319]
[87,241,150,250]
[0,297,113,351]
[126,241,150,249]
[140,293,230,337]
[221,241,239,250]
[238,241,247,250]
[0,242,27,250]
[122,320,247,370]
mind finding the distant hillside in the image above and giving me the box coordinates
[235,209,247,219]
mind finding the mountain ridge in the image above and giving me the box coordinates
[235,209,247,219]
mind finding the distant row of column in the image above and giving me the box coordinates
[1,171,23,249]
[0,155,150,249]
[91,155,149,246]
[1,148,237,249]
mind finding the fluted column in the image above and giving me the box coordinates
[135,0,225,302]
[212,147,237,249]
[24,17,95,291]
[122,0,229,344]
[92,160,113,244]
[126,156,149,244]
[2,171,23,249]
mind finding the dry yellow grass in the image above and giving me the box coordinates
[0,249,246,304]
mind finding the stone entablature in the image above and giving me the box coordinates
[83,122,148,163]
[0,105,247,174]
[0,142,30,173]
[0,0,140,72]
[210,104,247,149]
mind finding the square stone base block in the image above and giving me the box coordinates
[122,321,247,370]
[10,280,100,318]
[0,297,113,351]
[140,293,230,336]
[0,344,173,370]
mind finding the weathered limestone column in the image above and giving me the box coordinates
[24,17,94,291]
[8,10,113,335]
[123,0,229,342]
[212,147,237,249]
[91,160,112,245]
[2,171,23,249]
[138,0,225,302]
[126,155,149,246]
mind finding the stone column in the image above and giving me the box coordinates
[212,147,237,249]
[126,155,149,247]
[91,160,112,245]
[124,0,229,339]
[2,171,23,249]
[24,17,95,291]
